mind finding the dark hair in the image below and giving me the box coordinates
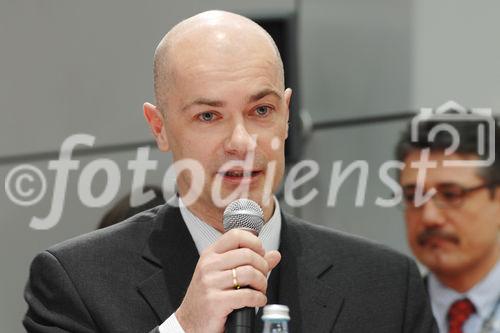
[97,185,165,229]
[395,110,500,183]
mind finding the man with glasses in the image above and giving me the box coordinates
[395,110,500,333]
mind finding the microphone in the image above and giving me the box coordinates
[223,199,264,333]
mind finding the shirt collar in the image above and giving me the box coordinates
[467,260,500,319]
[174,196,281,254]
[429,259,500,325]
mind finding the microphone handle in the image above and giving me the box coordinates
[225,307,255,333]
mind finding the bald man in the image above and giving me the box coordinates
[23,11,437,333]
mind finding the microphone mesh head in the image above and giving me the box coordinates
[223,199,264,235]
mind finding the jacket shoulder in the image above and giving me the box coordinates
[46,204,166,261]
[283,212,412,269]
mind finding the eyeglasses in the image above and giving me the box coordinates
[401,182,499,210]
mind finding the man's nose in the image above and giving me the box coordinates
[420,199,446,226]
[224,123,256,157]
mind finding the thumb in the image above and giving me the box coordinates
[264,250,281,272]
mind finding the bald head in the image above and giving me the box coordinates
[153,10,284,110]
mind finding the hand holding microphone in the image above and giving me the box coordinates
[175,199,281,333]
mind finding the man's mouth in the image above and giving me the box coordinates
[417,229,459,247]
[216,169,263,184]
[222,170,261,177]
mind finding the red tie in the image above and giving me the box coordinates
[447,298,476,333]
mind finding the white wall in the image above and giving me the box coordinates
[412,0,500,111]
[297,0,413,253]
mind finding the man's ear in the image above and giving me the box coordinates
[143,102,169,152]
[284,88,292,139]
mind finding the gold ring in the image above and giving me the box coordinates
[232,268,240,289]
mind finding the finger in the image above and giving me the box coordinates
[216,248,269,274]
[222,289,267,313]
[210,229,265,256]
[264,250,281,272]
[215,266,267,292]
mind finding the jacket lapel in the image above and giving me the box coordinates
[135,205,345,331]
[279,213,345,333]
[137,204,200,322]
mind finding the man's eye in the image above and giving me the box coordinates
[198,112,216,122]
[441,191,462,200]
[403,192,416,203]
[255,106,271,117]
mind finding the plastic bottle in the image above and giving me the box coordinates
[261,304,290,333]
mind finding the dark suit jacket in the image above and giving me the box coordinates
[23,204,437,332]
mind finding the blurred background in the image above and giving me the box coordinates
[2,0,500,331]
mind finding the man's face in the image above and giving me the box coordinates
[150,39,291,217]
[400,150,500,277]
